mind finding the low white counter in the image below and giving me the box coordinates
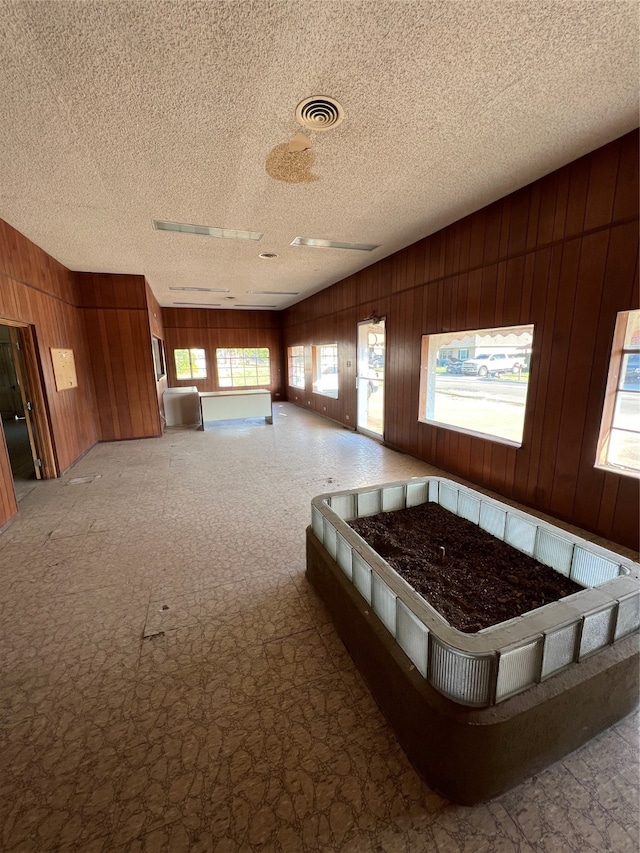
[199,390,272,427]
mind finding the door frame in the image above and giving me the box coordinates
[356,317,386,441]
[0,317,57,479]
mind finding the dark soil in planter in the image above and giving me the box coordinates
[349,502,583,633]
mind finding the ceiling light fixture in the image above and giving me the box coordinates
[169,286,230,293]
[258,252,278,259]
[290,237,379,251]
[153,220,263,241]
[247,290,300,296]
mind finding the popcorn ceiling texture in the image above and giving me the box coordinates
[0,1,637,309]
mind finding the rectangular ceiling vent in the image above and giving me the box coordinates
[172,301,222,307]
[290,236,379,251]
[169,286,230,293]
[233,304,277,309]
[153,220,263,241]
[247,290,300,296]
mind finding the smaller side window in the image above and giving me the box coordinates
[152,337,166,380]
[174,348,207,380]
[288,346,305,389]
[312,344,339,399]
[595,309,640,478]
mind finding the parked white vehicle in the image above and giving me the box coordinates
[461,352,522,377]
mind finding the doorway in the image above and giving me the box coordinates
[356,318,386,439]
[0,324,45,500]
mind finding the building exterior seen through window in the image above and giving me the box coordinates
[312,344,338,398]
[288,346,305,389]
[596,309,640,477]
[419,324,535,446]
[174,348,207,380]
[216,348,271,388]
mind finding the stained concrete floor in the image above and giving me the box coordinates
[0,403,638,852]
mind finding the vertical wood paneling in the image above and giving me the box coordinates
[507,187,530,256]
[0,222,99,531]
[552,167,570,241]
[549,230,609,519]
[573,221,639,531]
[0,419,18,525]
[564,156,590,237]
[536,172,558,246]
[77,273,162,441]
[283,130,639,549]
[613,131,639,221]
[584,140,620,231]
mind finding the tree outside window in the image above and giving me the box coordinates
[174,348,207,380]
[288,346,305,389]
[216,348,271,387]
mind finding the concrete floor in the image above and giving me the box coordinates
[0,402,637,852]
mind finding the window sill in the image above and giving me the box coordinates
[594,462,640,480]
[418,417,523,448]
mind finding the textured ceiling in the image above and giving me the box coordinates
[0,1,638,311]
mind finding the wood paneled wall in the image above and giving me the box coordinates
[162,308,284,399]
[0,220,99,527]
[77,273,162,441]
[283,130,640,549]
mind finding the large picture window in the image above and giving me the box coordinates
[312,344,338,399]
[596,309,640,478]
[419,324,534,446]
[174,348,207,380]
[288,345,305,389]
[216,348,271,387]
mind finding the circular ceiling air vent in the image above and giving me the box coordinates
[295,96,344,131]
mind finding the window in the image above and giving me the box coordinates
[174,348,207,380]
[152,336,166,381]
[419,324,534,446]
[288,346,305,389]
[312,344,338,398]
[215,348,271,387]
[596,309,640,478]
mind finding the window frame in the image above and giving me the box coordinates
[595,309,640,479]
[418,324,534,447]
[173,347,207,380]
[287,345,305,390]
[312,343,339,399]
[215,347,271,388]
[152,336,166,381]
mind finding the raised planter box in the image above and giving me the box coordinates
[306,477,639,803]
